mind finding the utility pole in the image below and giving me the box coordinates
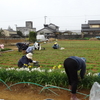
[15,24,17,31]
[85,15,86,24]
[44,16,47,24]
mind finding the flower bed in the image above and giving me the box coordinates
[0,67,100,89]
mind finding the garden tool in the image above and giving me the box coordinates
[33,61,40,67]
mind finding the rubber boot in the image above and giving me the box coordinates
[69,85,72,90]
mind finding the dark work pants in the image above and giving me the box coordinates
[64,58,79,94]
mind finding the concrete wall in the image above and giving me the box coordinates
[48,34,100,39]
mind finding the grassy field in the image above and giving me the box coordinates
[0,40,100,73]
[0,40,100,89]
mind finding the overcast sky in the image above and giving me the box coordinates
[0,0,100,31]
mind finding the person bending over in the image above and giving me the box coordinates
[18,53,37,68]
[52,42,59,49]
[63,56,86,100]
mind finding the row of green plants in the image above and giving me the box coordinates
[1,48,12,51]
[0,67,100,89]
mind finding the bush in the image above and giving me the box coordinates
[0,67,100,89]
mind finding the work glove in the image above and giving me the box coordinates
[33,60,37,63]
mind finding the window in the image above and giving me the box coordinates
[90,25,100,28]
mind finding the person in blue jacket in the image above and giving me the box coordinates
[18,53,37,68]
[63,56,86,100]
[25,46,35,54]
[52,42,59,49]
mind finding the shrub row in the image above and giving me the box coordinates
[0,68,100,89]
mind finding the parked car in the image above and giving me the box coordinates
[95,36,100,39]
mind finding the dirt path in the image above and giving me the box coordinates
[0,83,90,100]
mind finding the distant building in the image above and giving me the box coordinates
[37,23,60,38]
[16,21,36,36]
[81,20,100,34]
[62,30,81,35]
[3,26,17,37]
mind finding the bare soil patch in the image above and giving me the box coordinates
[0,83,89,100]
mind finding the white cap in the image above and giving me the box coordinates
[26,53,33,59]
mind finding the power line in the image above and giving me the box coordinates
[0,15,100,22]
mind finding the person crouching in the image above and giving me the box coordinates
[18,53,37,68]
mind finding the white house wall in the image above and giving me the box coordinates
[37,29,53,35]
[3,30,17,36]
[17,27,36,36]
[3,30,9,36]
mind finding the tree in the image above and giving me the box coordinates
[0,28,5,38]
[17,31,23,37]
[29,31,36,42]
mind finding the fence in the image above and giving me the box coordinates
[52,34,100,39]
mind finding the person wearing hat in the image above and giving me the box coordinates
[63,56,86,100]
[52,42,59,49]
[18,53,37,68]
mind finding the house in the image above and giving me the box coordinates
[3,26,17,37]
[81,20,100,35]
[16,21,36,36]
[36,23,60,38]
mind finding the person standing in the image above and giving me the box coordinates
[63,56,86,100]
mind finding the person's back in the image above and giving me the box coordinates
[16,43,23,52]
[34,42,38,50]
[18,53,33,68]
[34,42,41,50]
[52,43,59,49]
[22,43,29,50]
[26,46,35,53]
[64,56,86,100]
[18,53,40,68]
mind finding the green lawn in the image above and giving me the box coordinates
[0,40,100,73]
[0,40,100,88]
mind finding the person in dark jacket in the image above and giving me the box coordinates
[16,42,29,52]
[63,56,86,100]
[16,42,23,52]
[52,42,59,49]
[18,53,37,68]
